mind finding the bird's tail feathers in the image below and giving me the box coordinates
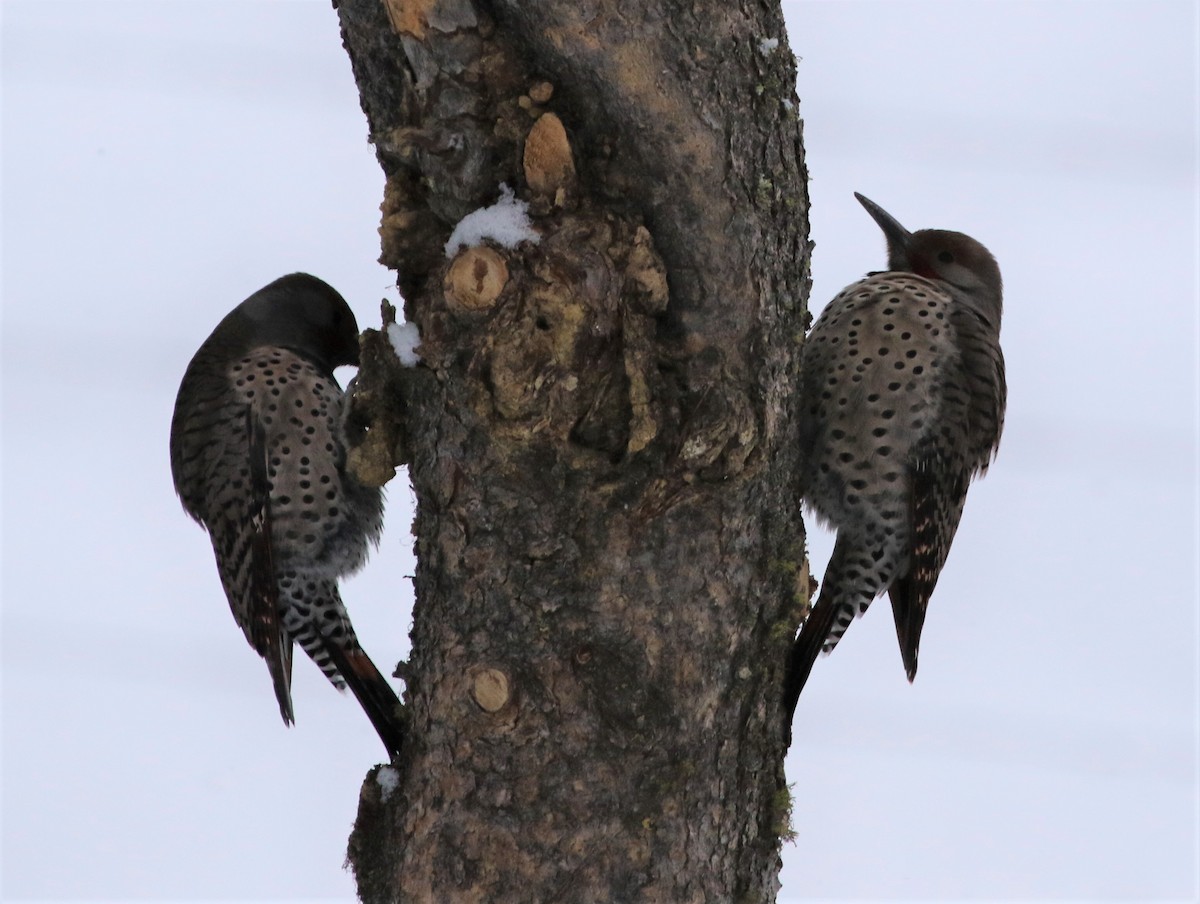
[264,636,295,725]
[887,576,926,682]
[319,638,406,759]
[782,597,842,746]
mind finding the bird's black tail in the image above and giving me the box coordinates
[321,639,406,759]
[888,575,926,682]
[782,598,839,746]
[265,639,295,726]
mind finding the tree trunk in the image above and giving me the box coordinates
[336,0,811,899]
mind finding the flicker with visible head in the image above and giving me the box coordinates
[170,273,404,757]
[783,194,1006,739]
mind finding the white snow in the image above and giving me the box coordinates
[758,37,779,54]
[376,766,400,801]
[387,321,422,366]
[443,183,539,257]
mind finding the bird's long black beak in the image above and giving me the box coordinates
[854,192,912,264]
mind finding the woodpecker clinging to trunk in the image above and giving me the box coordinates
[784,194,1006,741]
[170,273,404,757]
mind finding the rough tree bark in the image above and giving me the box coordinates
[336,0,812,899]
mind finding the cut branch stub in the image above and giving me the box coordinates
[471,667,512,712]
[445,245,509,313]
[523,111,576,205]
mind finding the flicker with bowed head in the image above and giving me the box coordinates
[170,273,404,757]
[783,194,1006,739]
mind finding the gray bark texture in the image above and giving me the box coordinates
[336,0,812,900]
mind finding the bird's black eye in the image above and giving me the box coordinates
[937,251,955,264]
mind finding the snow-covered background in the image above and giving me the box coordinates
[2,1,1195,900]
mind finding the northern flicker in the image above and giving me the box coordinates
[783,194,1006,738]
[170,273,404,757]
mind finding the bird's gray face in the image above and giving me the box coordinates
[907,229,1003,323]
[855,193,1003,325]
